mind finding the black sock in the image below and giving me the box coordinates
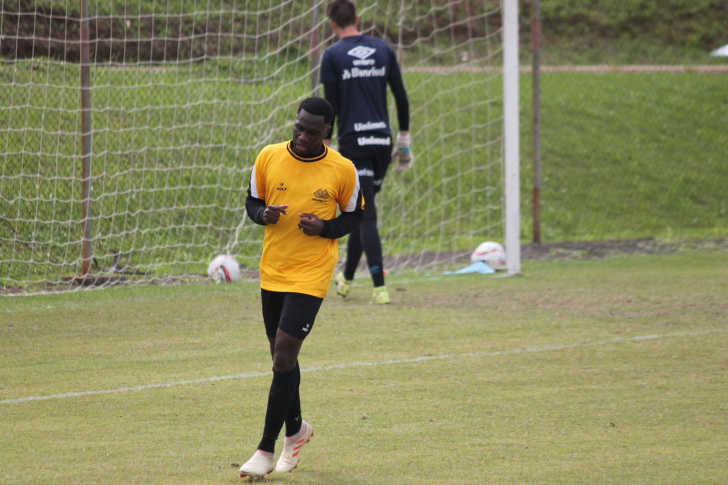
[360,218,385,287]
[257,367,298,453]
[284,363,302,437]
[344,227,363,280]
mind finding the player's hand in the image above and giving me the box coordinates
[298,213,324,236]
[263,205,288,225]
[393,131,414,172]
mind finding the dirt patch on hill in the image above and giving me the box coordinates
[406,65,728,74]
[383,237,728,270]
[520,237,728,261]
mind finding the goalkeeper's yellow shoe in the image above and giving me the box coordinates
[333,271,351,297]
[371,286,390,305]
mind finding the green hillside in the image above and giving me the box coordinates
[1,0,726,63]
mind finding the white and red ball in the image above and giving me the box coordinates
[207,255,242,283]
[470,241,506,270]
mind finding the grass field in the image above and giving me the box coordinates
[518,69,728,242]
[2,250,727,483]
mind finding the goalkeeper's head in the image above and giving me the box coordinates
[326,0,357,29]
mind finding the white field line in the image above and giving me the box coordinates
[2,329,725,406]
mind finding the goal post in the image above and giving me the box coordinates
[0,0,520,294]
[503,0,522,275]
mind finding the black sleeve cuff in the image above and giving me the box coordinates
[245,192,267,226]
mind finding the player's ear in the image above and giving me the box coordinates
[355,16,360,29]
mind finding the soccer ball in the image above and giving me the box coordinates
[207,255,242,283]
[470,241,506,270]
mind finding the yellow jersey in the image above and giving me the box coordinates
[249,141,363,297]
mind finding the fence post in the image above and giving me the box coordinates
[80,0,93,275]
[310,0,321,96]
[531,0,542,244]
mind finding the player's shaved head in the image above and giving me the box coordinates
[297,97,334,126]
[292,98,333,157]
[326,0,357,28]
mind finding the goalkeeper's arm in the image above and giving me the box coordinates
[389,75,413,171]
[322,81,338,147]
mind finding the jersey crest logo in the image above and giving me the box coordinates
[347,46,376,60]
[313,188,330,199]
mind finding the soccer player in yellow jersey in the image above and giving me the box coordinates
[239,97,364,478]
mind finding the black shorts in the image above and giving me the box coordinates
[261,289,323,341]
[338,139,392,194]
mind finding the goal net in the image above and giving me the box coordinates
[0,0,512,294]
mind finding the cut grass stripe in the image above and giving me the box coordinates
[2,328,724,405]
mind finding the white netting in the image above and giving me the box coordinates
[0,0,506,294]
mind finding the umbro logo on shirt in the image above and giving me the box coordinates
[341,44,384,80]
[347,46,376,60]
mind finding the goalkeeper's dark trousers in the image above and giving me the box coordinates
[343,176,385,287]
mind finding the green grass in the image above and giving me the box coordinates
[1,251,727,483]
[518,70,728,242]
[538,37,728,65]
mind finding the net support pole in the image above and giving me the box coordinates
[310,0,321,96]
[503,0,521,275]
[80,0,93,275]
[531,0,542,244]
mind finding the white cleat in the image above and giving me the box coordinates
[275,421,314,473]
[239,450,275,479]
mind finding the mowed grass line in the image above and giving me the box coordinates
[1,251,727,484]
